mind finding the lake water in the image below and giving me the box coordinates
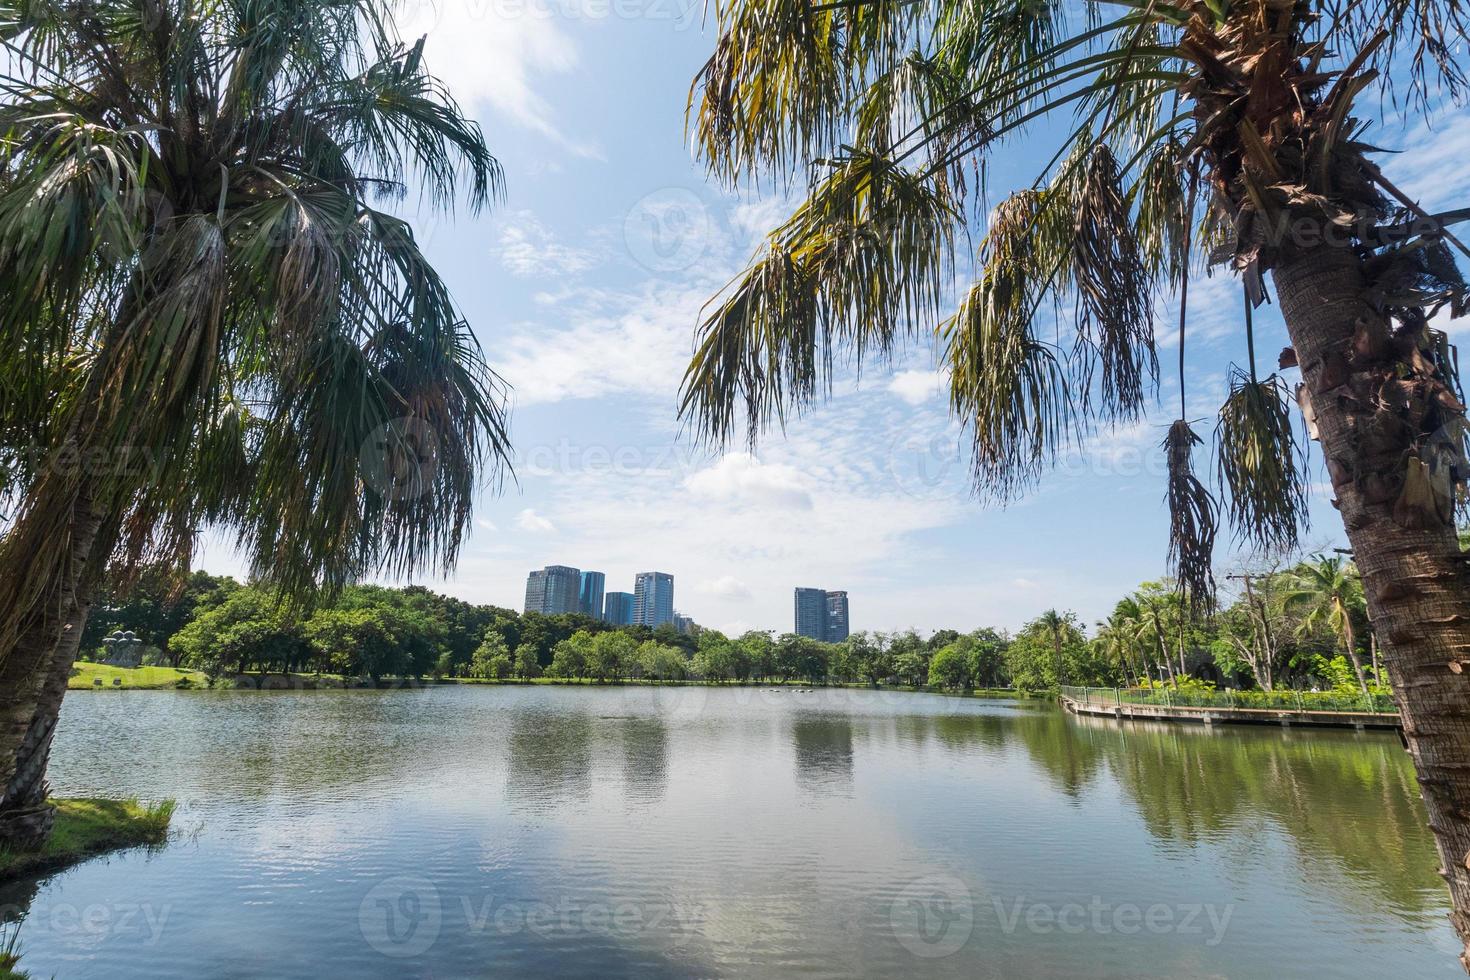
[1,685,1457,978]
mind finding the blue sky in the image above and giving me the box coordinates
[197,2,1470,635]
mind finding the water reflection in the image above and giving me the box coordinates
[618,716,668,805]
[7,687,1454,978]
[791,717,855,795]
[505,709,592,815]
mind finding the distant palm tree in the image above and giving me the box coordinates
[0,0,511,844]
[1036,608,1068,687]
[1286,556,1370,697]
[1095,598,1146,687]
[679,0,1470,959]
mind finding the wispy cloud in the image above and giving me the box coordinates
[494,211,596,278]
[515,508,557,533]
[398,2,603,159]
[684,453,814,511]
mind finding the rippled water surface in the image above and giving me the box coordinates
[1,685,1457,977]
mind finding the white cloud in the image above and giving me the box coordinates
[397,1,601,158]
[495,278,708,406]
[515,508,556,533]
[697,575,753,600]
[476,518,498,531]
[494,211,596,278]
[683,453,814,510]
[887,368,948,406]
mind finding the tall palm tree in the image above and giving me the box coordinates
[680,0,1470,961]
[1286,555,1370,696]
[1095,597,1147,686]
[1036,608,1069,687]
[0,0,511,844]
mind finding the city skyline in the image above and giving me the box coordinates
[522,561,856,636]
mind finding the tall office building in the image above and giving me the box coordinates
[579,571,606,620]
[796,586,850,641]
[825,591,850,642]
[673,612,697,635]
[523,565,582,615]
[604,591,635,626]
[794,587,828,640]
[633,572,675,627]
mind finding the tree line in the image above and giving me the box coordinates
[83,550,1379,696]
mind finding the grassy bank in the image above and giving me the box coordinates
[69,662,207,690]
[68,664,1028,698]
[0,798,174,882]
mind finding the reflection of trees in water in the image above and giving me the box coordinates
[0,875,40,925]
[792,717,854,793]
[505,710,592,814]
[1012,711,1440,917]
[619,717,668,805]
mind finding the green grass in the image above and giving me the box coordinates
[0,798,174,882]
[69,662,207,690]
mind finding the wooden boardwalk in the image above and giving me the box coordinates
[1059,692,1401,731]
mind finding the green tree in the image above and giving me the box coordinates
[738,630,776,681]
[470,632,513,680]
[173,588,305,677]
[513,643,541,680]
[928,643,971,690]
[0,1,510,843]
[589,630,636,682]
[966,629,1010,689]
[1285,556,1370,696]
[678,0,1470,956]
[547,632,592,679]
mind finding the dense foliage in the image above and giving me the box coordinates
[85,552,1383,696]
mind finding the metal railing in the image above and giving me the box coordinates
[1059,685,1399,715]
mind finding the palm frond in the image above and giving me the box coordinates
[1215,369,1308,551]
[680,151,955,445]
[1164,418,1217,614]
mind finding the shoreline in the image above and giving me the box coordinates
[0,798,174,884]
[69,664,1024,698]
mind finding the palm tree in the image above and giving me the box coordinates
[0,0,511,844]
[1036,608,1076,687]
[679,0,1470,961]
[1286,555,1370,696]
[1095,598,1147,686]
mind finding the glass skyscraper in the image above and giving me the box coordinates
[579,571,605,620]
[633,572,675,627]
[825,591,850,642]
[603,591,635,626]
[794,587,828,640]
[795,587,850,641]
[523,565,582,615]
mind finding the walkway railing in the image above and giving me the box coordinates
[1059,685,1399,715]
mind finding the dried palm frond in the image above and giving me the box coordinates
[1215,369,1308,551]
[944,191,1076,500]
[1068,144,1157,420]
[681,151,955,446]
[1164,419,1218,615]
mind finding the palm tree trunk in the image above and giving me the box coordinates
[1340,606,1370,697]
[0,596,92,824]
[1275,241,1470,970]
[0,495,102,847]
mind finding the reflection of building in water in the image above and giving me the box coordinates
[504,711,592,814]
[791,718,854,793]
[619,717,669,805]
